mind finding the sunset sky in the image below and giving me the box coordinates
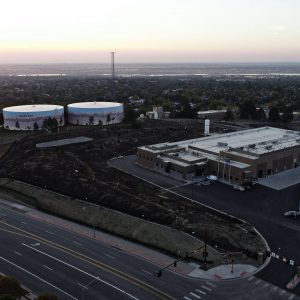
[0,0,299,63]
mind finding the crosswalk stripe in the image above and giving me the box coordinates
[183,297,193,300]
[201,285,212,291]
[247,276,254,281]
[206,281,217,287]
[195,289,206,295]
[190,292,201,299]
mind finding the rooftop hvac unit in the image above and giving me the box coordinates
[217,142,228,147]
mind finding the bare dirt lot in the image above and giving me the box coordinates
[0,120,266,261]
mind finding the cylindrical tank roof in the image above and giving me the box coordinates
[67,102,122,109]
[3,104,64,112]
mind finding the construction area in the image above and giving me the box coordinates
[0,119,267,267]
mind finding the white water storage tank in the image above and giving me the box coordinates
[3,104,64,130]
[67,102,124,126]
[204,119,210,135]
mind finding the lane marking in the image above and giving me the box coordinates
[72,241,82,246]
[247,276,254,281]
[43,265,53,271]
[14,251,22,256]
[141,269,152,276]
[22,243,139,300]
[104,254,115,259]
[0,222,175,300]
[195,289,206,295]
[45,230,54,235]
[0,256,77,300]
[183,297,193,300]
[30,242,40,247]
[205,282,216,287]
[77,282,87,289]
[201,285,211,291]
[190,292,201,299]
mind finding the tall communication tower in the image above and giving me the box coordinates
[111,51,115,80]
[111,51,116,100]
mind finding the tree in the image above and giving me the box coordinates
[98,119,103,126]
[106,114,111,124]
[239,100,256,119]
[224,109,234,121]
[281,107,294,123]
[255,108,266,121]
[0,276,25,298]
[268,106,280,122]
[37,293,59,300]
[123,107,137,123]
[15,120,20,129]
[42,117,59,132]
[33,122,39,130]
[88,115,94,125]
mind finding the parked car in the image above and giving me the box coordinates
[233,185,245,191]
[284,211,300,218]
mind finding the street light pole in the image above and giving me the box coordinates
[81,276,99,300]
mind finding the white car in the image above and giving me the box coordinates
[284,211,300,218]
[233,185,245,191]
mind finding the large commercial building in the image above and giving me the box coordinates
[137,127,300,183]
[3,104,64,130]
[67,102,123,126]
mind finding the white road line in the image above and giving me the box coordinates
[0,256,77,300]
[14,251,22,256]
[45,230,54,235]
[72,241,82,246]
[247,276,254,281]
[104,254,115,259]
[183,296,193,300]
[141,269,152,276]
[43,265,53,271]
[255,279,261,285]
[22,243,139,300]
[206,281,217,287]
[190,292,201,299]
[77,282,87,289]
[195,289,206,295]
[201,285,212,291]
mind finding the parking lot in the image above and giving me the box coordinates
[110,154,300,294]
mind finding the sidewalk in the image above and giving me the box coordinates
[0,197,263,280]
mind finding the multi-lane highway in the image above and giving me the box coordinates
[0,201,297,300]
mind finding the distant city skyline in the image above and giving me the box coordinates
[1,0,300,63]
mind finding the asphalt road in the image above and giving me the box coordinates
[110,155,300,295]
[0,202,297,299]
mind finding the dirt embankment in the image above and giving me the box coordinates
[0,120,267,262]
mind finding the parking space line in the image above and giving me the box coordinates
[201,285,211,291]
[190,292,201,299]
[195,289,206,295]
[183,296,193,300]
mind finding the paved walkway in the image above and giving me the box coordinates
[0,198,262,281]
